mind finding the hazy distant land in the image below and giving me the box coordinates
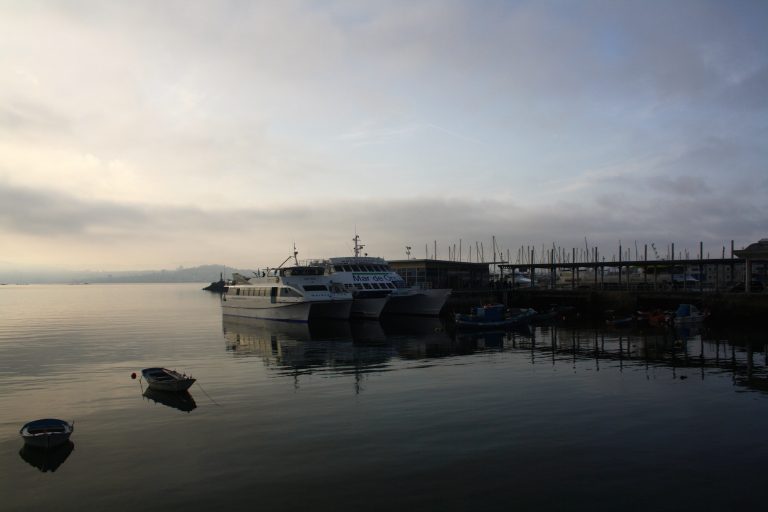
[0,265,254,285]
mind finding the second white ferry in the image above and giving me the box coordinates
[313,235,451,318]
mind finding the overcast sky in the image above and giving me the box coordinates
[1,0,766,270]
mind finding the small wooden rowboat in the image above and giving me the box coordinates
[141,367,196,392]
[20,418,74,449]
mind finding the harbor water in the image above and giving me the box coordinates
[1,284,767,511]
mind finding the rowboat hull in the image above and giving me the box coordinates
[141,367,196,392]
[20,419,73,449]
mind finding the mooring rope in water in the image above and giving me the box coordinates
[195,381,221,407]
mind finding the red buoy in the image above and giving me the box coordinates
[131,372,137,379]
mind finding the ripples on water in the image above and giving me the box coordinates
[1,284,767,511]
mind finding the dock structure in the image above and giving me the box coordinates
[498,257,743,292]
[498,240,767,294]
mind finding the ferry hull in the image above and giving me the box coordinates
[351,296,389,319]
[309,300,353,320]
[383,289,451,316]
[222,300,313,322]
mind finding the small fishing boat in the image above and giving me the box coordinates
[19,418,74,449]
[671,304,707,325]
[455,304,536,329]
[141,367,196,392]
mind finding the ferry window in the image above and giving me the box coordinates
[303,285,328,291]
[343,265,352,272]
[354,284,363,290]
[236,289,240,295]
[363,283,372,289]
[280,287,301,298]
[370,283,380,289]
[334,265,343,272]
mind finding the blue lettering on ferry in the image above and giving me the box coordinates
[352,274,387,283]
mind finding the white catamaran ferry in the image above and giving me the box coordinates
[313,235,451,318]
[222,250,353,322]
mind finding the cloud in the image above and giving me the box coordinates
[1,180,764,270]
[0,180,148,236]
[646,175,711,197]
[0,1,766,269]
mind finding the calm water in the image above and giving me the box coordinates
[1,284,767,511]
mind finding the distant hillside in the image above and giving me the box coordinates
[0,265,256,284]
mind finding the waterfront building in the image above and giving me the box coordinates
[387,259,489,290]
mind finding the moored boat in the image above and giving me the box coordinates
[19,418,74,449]
[672,304,707,325]
[455,304,536,329]
[141,367,196,392]
[314,234,451,318]
[383,283,452,317]
[222,248,352,322]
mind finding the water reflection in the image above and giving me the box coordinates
[509,323,768,393]
[18,441,74,473]
[143,388,197,413]
[222,317,396,387]
[221,316,768,395]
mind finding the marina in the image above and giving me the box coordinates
[4,2,766,510]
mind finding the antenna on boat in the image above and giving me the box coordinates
[405,246,411,259]
[353,233,365,257]
[277,243,299,269]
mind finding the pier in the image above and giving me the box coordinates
[499,240,767,293]
[499,257,742,293]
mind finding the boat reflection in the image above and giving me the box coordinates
[143,388,197,413]
[19,441,74,473]
[221,316,768,395]
[222,317,393,374]
[221,315,513,369]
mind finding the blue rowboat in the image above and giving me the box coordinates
[20,418,74,449]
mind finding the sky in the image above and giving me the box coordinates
[1,0,766,271]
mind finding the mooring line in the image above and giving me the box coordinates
[195,381,221,406]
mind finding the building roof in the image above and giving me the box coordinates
[734,239,768,259]
[387,259,490,268]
